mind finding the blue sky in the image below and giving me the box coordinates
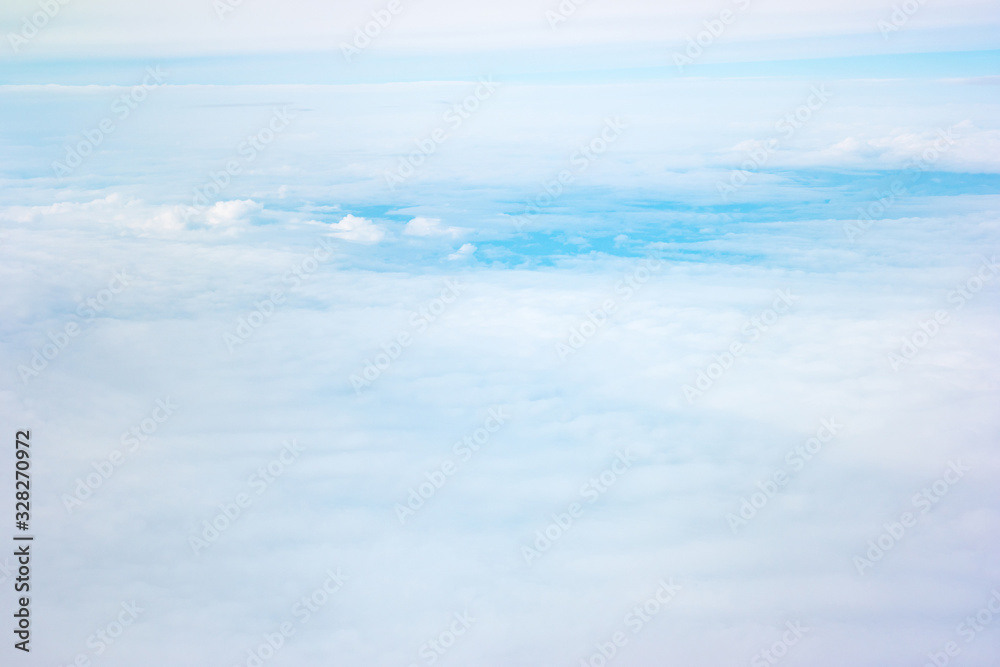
[1,1,1000,665]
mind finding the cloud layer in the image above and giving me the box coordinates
[1,4,999,666]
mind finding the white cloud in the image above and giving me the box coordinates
[326,214,386,244]
[1,33,999,666]
[3,233,997,665]
[403,217,467,239]
[1,0,997,59]
[0,195,251,235]
[0,188,998,665]
[204,199,262,228]
[448,243,477,260]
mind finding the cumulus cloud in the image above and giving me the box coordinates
[448,243,477,260]
[204,199,262,228]
[403,217,467,239]
[326,214,386,244]
[0,195,230,235]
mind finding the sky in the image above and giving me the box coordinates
[1,1,1000,666]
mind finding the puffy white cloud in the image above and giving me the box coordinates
[0,195,272,236]
[448,243,477,260]
[204,199,261,228]
[403,217,467,239]
[326,214,386,244]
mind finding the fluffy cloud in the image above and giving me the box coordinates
[403,217,467,239]
[326,214,386,244]
[3,221,997,665]
[204,199,262,228]
[448,243,477,260]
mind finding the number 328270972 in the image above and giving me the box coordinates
[15,430,30,523]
